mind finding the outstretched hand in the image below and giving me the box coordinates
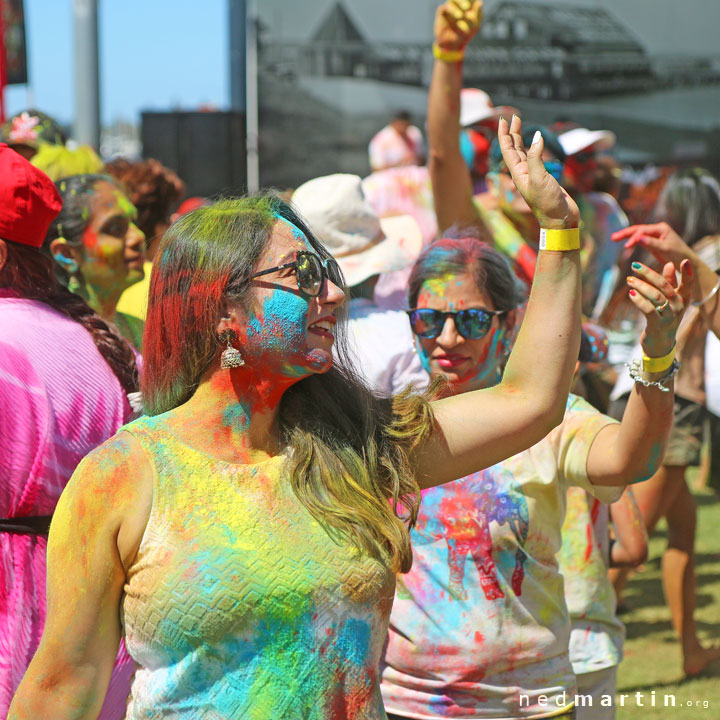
[627,259,694,357]
[612,222,692,267]
[498,115,580,230]
[434,0,483,51]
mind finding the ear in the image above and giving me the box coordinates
[0,239,7,274]
[49,237,82,274]
[215,305,246,339]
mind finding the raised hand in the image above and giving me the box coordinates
[434,0,483,51]
[612,222,692,266]
[627,259,694,357]
[498,115,580,231]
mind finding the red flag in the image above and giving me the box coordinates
[0,0,7,123]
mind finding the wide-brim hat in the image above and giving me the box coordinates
[460,88,518,128]
[292,174,422,288]
[559,128,616,157]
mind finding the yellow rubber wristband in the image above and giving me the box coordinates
[642,343,676,374]
[432,43,465,63]
[539,227,580,251]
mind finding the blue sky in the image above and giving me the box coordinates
[6,0,720,128]
[6,0,229,125]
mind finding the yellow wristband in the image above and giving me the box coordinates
[432,43,465,63]
[539,227,580,251]
[642,343,676,374]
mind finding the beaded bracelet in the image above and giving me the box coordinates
[627,359,679,392]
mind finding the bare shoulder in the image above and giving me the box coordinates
[53,430,154,571]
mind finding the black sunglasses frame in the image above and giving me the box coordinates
[250,251,343,297]
[406,307,507,340]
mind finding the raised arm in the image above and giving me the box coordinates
[8,434,152,720]
[613,222,720,338]
[428,0,484,233]
[587,256,693,486]
[414,115,582,488]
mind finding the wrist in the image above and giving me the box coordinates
[641,342,676,374]
[538,227,580,252]
[433,43,465,62]
[641,338,675,360]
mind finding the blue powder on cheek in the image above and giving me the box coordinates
[246,288,309,364]
[414,337,433,375]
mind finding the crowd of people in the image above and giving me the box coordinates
[2,1,720,718]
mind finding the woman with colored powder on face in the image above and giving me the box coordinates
[0,149,138,717]
[11,105,587,716]
[108,158,187,322]
[44,174,147,349]
[379,3,692,718]
[381,231,691,720]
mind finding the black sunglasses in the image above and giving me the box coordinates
[250,250,343,297]
[407,307,506,340]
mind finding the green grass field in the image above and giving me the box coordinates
[615,475,720,719]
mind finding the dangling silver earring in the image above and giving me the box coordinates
[220,330,245,369]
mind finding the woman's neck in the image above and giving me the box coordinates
[75,279,123,323]
[167,364,295,461]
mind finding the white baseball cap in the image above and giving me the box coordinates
[291,174,422,287]
[559,128,616,157]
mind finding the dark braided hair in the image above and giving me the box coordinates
[0,241,139,396]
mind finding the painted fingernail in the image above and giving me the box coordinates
[631,262,642,270]
[531,130,542,145]
[629,289,637,297]
[626,276,634,283]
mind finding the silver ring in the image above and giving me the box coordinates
[654,299,670,314]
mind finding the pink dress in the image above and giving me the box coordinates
[0,290,135,718]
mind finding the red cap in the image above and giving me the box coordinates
[0,143,63,248]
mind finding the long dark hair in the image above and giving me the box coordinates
[653,167,720,246]
[1,241,139,396]
[142,194,436,573]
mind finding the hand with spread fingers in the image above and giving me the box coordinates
[434,0,483,52]
[498,115,580,231]
[612,221,694,267]
[627,258,693,358]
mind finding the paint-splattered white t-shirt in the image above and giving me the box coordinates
[558,488,625,676]
[381,395,622,719]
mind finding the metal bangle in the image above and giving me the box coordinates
[692,275,720,309]
[627,359,680,392]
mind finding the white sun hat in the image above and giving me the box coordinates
[291,174,422,288]
[460,88,518,128]
[559,128,616,157]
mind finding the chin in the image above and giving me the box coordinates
[125,268,145,284]
[306,348,334,374]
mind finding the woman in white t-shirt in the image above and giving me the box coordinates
[381,228,691,719]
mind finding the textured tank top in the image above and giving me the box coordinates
[120,415,395,719]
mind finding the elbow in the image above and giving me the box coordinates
[630,542,649,568]
[535,393,568,436]
[623,537,649,568]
